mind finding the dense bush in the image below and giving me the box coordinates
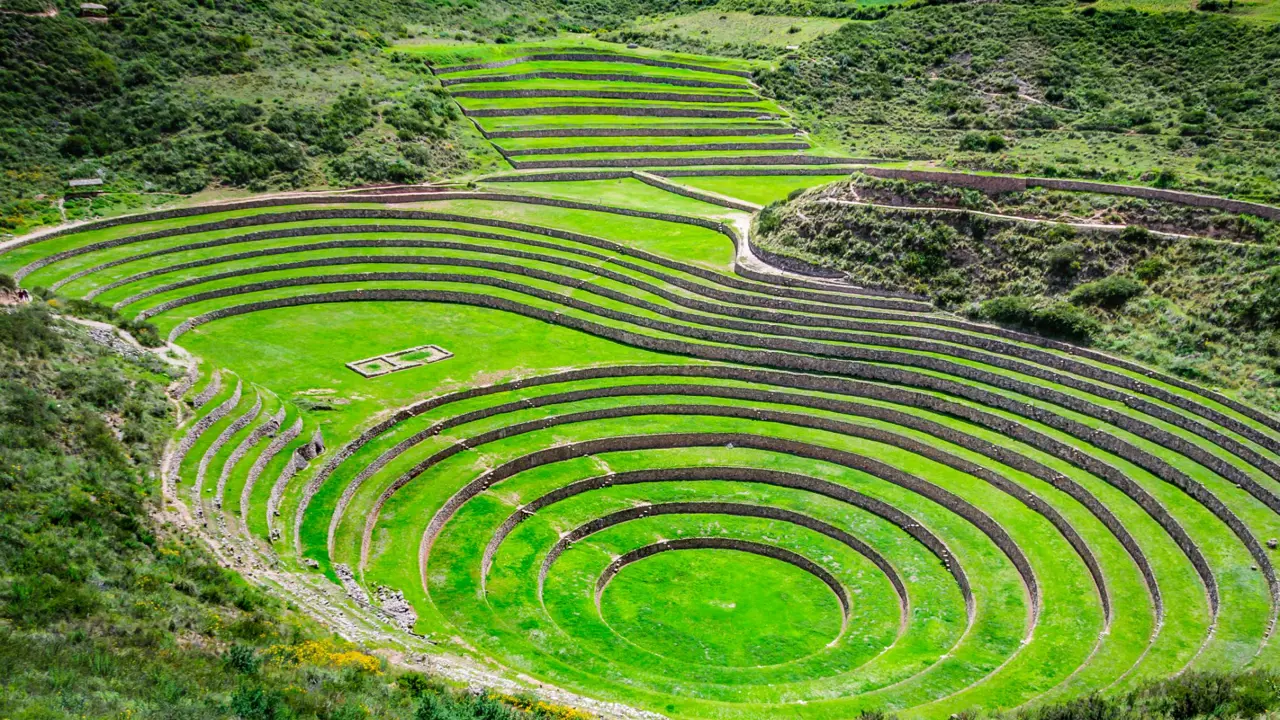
[971,295,1102,342]
[1069,274,1145,309]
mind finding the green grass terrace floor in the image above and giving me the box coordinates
[7,48,1280,720]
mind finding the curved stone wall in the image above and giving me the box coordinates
[430,52,755,79]
[217,407,284,509]
[168,378,242,485]
[630,171,761,212]
[465,106,769,119]
[172,290,1230,615]
[241,416,302,525]
[440,72,751,90]
[191,369,222,409]
[417,431,1036,621]
[485,126,798,139]
[453,89,759,103]
[141,261,1280,506]
[861,167,1280,221]
[194,392,262,514]
[509,155,864,169]
[493,480,913,623]
[594,537,851,619]
[317,370,1157,619]
[502,141,810,156]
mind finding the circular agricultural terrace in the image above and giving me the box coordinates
[8,43,1280,720]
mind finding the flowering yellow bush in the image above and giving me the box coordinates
[263,639,381,674]
[494,693,595,720]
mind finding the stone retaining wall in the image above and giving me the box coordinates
[355,375,1151,618]
[241,416,301,526]
[465,106,768,119]
[129,236,1269,477]
[420,430,1034,617]
[177,290,1233,612]
[431,53,755,79]
[393,389,1096,617]
[453,89,758,103]
[171,362,199,400]
[194,392,262,513]
[509,155,864,169]
[747,238,846,278]
[485,126,797,139]
[191,369,222,409]
[146,260,1280,510]
[630,171,760,212]
[502,141,809,157]
[543,501,894,618]
[20,193,910,314]
[861,167,1280,221]
[496,478,912,618]
[440,71,749,89]
[310,365,1164,614]
[661,167,858,178]
[169,379,242,484]
[595,537,850,615]
[29,189,1279,440]
[218,407,283,509]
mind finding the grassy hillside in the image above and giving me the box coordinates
[0,0,718,233]
[613,0,1280,201]
[753,172,1280,407]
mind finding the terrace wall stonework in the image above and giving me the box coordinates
[144,264,1280,508]
[28,192,1280,438]
[484,127,797,139]
[174,290,1228,611]
[861,167,1280,221]
[594,537,851,616]
[218,408,284,509]
[242,417,302,525]
[192,369,222,409]
[441,72,749,89]
[169,379,242,485]
[629,171,760,212]
[422,431,1032,614]
[465,106,768,119]
[429,53,755,79]
[500,479,914,616]
[510,155,865,169]
[502,141,809,156]
[453,89,758,103]
[194,392,263,514]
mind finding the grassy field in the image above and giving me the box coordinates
[7,40,1280,720]
[632,11,850,47]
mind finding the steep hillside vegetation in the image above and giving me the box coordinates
[753,172,1280,406]
[617,0,1280,200]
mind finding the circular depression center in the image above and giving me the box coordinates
[598,547,846,667]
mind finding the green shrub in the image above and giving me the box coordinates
[1134,257,1169,282]
[959,132,1007,152]
[1069,274,1144,309]
[0,305,64,358]
[1046,242,1084,277]
[971,295,1101,342]
[756,203,784,235]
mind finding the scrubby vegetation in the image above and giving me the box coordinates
[1,0,720,232]
[620,0,1280,200]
